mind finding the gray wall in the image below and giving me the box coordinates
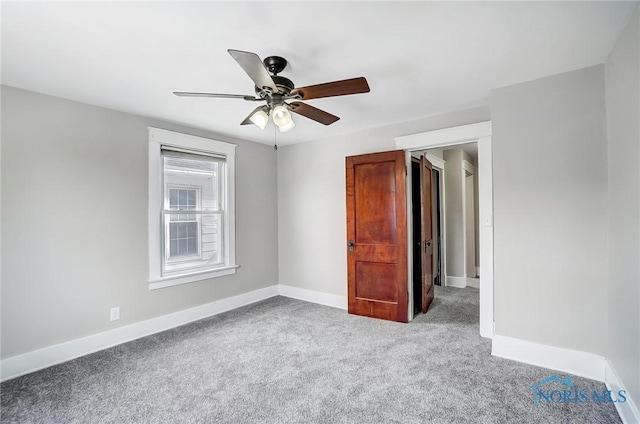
[461,149,480,274]
[605,4,639,407]
[490,65,608,355]
[277,107,490,298]
[443,149,465,278]
[1,86,279,359]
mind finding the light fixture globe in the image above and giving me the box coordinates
[271,104,292,128]
[278,119,295,133]
[249,108,269,130]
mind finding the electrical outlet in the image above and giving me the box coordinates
[110,307,120,321]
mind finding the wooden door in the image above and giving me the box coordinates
[346,150,408,323]
[420,156,435,313]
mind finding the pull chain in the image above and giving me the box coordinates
[273,124,278,151]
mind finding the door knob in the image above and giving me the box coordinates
[348,240,355,253]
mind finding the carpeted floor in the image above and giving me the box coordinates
[1,286,621,423]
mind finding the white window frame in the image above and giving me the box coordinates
[148,127,238,290]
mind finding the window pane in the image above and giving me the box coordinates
[168,219,198,259]
[178,239,188,256]
[187,237,197,255]
[170,189,178,207]
[201,214,221,264]
[162,152,226,269]
[163,156,221,212]
[187,222,197,237]
[164,211,222,266]
[177,222,186,238]
[179,190,187,206]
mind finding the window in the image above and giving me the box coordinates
[148,128,237,290]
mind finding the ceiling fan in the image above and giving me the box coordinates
[174,49,370,133]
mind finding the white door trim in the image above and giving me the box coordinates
[395,121,494,338]
[462,159,476,175]
[425,152,446,170]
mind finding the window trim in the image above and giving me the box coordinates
[148,127,237,290]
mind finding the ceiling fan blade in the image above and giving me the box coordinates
[289,102,340,125]
[291,77,370,100]
[240,106,266,125]
[228,49,278,92]
[173,92,259,101]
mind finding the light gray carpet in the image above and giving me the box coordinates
[1,286,621,423]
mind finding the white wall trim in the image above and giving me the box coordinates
[477,135,493,339]
[605,359,640,424]
[491,335,605,381]
[1,284,352,382]
[445,276,467,288]
[466,277,480,289]
[462,159,476,175]
[6,279,633,423]
[1,285,279,382]
[425,152,446,170]
[396,121,493,338]
[279,284,347,310]
[394,121,492,150]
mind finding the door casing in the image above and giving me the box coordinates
[396,122,494,338]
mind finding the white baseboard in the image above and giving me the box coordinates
[605,359,640,424]
[1,284,348,382]
[466,277,480,289]
[4,282,635,424]
[279,284,347,310]
[445,276,467,288]
[491,335,605,381]
[1,285,280,382]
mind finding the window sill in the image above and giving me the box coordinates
[148,265,239,290]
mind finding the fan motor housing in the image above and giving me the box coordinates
[256,75,295,97]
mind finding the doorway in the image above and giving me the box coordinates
[396,122,494,337]
[411,146,477,317]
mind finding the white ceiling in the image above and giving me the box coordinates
[1,1,635,146]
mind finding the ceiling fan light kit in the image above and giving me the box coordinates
[271,104,295,132]
[277,118,295,133]
[174,49,370,133]
[248,107,269,130]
